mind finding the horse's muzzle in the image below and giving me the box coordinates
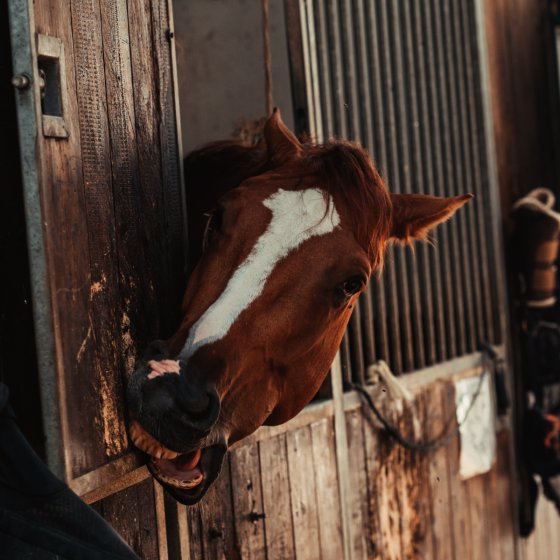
[126,341,221,454]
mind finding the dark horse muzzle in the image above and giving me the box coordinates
[126,341,226,505]
[127,340,220,453]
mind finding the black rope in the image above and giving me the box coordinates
[349,351,491,452]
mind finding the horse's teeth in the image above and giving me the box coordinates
[158,473,204,489]
[129,421,180,459]
[160,448,179,459]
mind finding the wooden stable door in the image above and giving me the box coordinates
[9,0,185,555]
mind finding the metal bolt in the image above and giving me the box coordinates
[11,73,30,90]
[249,510,266,524]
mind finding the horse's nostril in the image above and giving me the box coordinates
[177,382,219,424]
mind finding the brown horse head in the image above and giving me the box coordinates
[127,110,471,504]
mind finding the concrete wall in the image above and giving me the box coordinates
[173,0,295,155]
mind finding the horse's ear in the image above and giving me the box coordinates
[390,193,473,242]
[264,108,302,166]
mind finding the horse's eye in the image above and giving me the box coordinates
[336,276,365,302]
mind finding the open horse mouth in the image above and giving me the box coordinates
[129,420,226,504]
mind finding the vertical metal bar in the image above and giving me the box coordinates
[471,2,509,344]
[433,0,469,357]
[325,0,348,138]
[377,1,415,373]
[472,3,518,558]
[410,0,447,365]
[304,0,323,141]
[338,0,361,140]
[390,0,429,369]
[449,0,485,349]
[359,289,377,367]
[299,0,318,138]
[351,0,375,151]
[362,4,391,365]
[330,351,354,560]
[340,331,354,387]
[312,0,335,139]
[8,0,65,479]
[348,304,366,385]
[461,0,497,344]
[364,2,402,373]
[440,0,477,353]
[284,0,311,135]
[420,0,458,359]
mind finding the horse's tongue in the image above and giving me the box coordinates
[153,448,202,479]
[177,449,202,470]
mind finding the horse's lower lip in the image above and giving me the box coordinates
[151,450,205,489]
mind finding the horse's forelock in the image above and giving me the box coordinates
[186,137,392,269]
[300,141,392,270]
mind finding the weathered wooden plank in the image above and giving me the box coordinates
[287,425,321,560]
[186,502,205,560]
[362,408,383,559]
[34,0,116,477]
[441,381,471,559]
[486,429,516,560]
[465,474,492,560]
[259,435,295,560]
[345,409,369,560]
[425,382,455,560]
[413,389,435,560]
[230,444,266,559]
[310,418,344,560]
[71,0,130,472]
[362,397,401,560]
[149,0,186,330]
[199,455,237,560]
[163,493,190,560]
[99,0,155,376]
[394,399,423,559]
[128,0,177,337]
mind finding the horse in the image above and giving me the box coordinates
[126,109,472,504]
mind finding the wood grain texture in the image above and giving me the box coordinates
[345,409,369,560]
[93,478,160,560]
[363,400,402,560]
[310,418,344,560]
[230,444,266,560]
[34,0,112,477]
[149,0,186,334]
[287,425,321,560]
[199,455,238,560]
[425,382,455,560]
[259,435,295,560]
[441,381,471,559]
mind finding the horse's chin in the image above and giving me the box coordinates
[148,443,227,505]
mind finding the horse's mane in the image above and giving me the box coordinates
[184,137,392,269]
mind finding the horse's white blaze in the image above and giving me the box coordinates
[179,188,340,360]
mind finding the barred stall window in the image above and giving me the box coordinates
[286,0,505,381]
